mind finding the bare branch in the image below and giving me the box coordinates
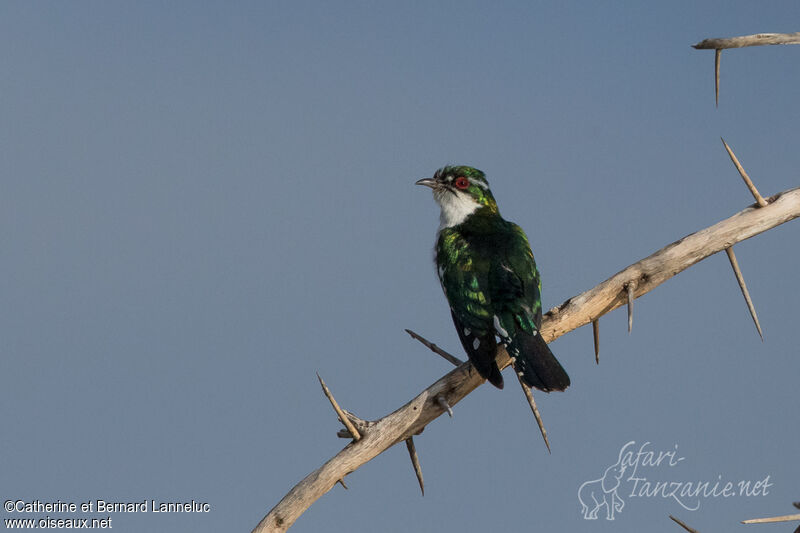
[592,319,599,364]
[693,32,800,49]
[405,437,424,496]
[515,371,551,453]
[436,395,453,418]
[626,281,636,333]
[742,513,800,524]
[253,187,800,533]
[670,514,700,533]
[721,138,768,207]
[335,413,373,439]
[725,247,764,340]
[317,373,361,441]
[715,49,721,107]
[541,188,800,342]
[405,328,464,366]
[693,33,799,105]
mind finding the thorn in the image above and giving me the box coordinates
[626,282,635,334]
[670,515,699,533]
[715,48,721,107]
[405,437,424,496]
[405,328,464,366]
[741,513,800,524]
[514,365,551,453]
[337,478,348,490]
[317,373,362,441]
[724,247,764,341]
[721,138,768,207]
[592,319,599,364]
[436,395,453,418]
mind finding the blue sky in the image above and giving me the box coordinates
[2,2,798,532]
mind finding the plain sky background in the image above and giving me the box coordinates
[2,2,798,532]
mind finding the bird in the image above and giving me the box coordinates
[416,165,570,392]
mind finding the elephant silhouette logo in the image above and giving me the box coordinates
[578,448,628,520]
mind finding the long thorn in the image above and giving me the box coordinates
[337,478,348,490]
[405,329,464,366]
[715,49,721,107]
[592,319,600,364]
[721,138,768,207]
[725,247,764,340]
[515,367,551,453]
[626,282,635,334]
[317,373,362,441]
[405,437,424,496]
[670,515,699,533]
[436,395,453,418]
[742,513,800,524]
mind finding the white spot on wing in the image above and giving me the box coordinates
[463,327,471,336]
[493,315,509,339]
[472,338,480,350]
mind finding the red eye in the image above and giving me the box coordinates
[454,176,469,190]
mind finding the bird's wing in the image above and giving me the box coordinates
[489,222,569,392]
[436,229,503,387]
[488,222,542,336]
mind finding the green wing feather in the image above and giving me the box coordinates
[436,228,503,387]
[490,222,569,392]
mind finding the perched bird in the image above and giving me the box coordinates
[416,165,570,392]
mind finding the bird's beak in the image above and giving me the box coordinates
[415,177,438,189]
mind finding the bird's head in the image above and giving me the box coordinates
[416,165,498,228]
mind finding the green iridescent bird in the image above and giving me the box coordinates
[417,165,570,391]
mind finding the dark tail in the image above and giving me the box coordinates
[510,331,570,392]
[483,361,504,389]
[451,312,505,389]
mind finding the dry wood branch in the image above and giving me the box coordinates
[540,187,800,342]
[412,326,549,445]
[335,413,373,439]
[725,247,764,340]
[515,372,551,453]
[316,373,361,441]
[436,395,453,417]
[693,32,799,105]
[670,514,700,533]
[405,437,424,495]
[721,138,768,207]
[714,49,721,107]
[626,281,636,333]
[742,513,800,524]
[693,32,800,50]
[253,187,800,533]
[405,328,464,366]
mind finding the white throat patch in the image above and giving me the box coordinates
[434,190,480,229]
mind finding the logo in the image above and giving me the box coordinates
[578,441,772,520]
